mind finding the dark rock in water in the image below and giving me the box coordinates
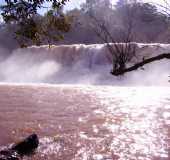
[0,134,39,160]
[11,134,39,155]
[0,149,20,160]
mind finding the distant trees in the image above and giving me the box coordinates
[115,1,169,42]
[64,0,170,44]
[110,0,170,76]
[62,0,114,44]
[153,0,170,43]
[0,23,18,50]
[153,0,170,17]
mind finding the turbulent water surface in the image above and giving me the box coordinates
[1,39,170,160]
[0,84,170,160]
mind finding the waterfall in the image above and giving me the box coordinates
[0,43,170,85]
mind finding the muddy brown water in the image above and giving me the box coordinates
[0,84,170,160]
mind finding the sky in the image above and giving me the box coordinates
[0,0,168,14]
[64,0,166,11]
[0,0,167,8]
[0,0,163,23]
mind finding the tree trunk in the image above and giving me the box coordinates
[111,53,170,76]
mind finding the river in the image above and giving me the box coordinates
[0,84,169,160]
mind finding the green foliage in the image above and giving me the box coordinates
[14,9,71,47]
[1,0,69,23]
[0,0,71,47]
[39,9,71,47]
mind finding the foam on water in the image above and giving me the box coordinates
[0,43,170,85]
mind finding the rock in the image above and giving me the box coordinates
[11,134,39,155]
[0,149,19,160]
[0,134,39,160]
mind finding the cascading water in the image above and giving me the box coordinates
[1,43,170,85]
[0,43,170,160]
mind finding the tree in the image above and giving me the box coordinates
[87,0,137,74]
[64,0,169,44]
[39,9,71,48]
[92,16,136,74]
[14,17,41,47]
[111,53,170,76]
[85,0,97,15]
[88,0,170,76]
[0,0,70,47]
[110,1,170,76]
[1,0,69,23]
[153,0,170,17]
[115,1,169,43]
[13,9,71,47]
[0,22,19,50]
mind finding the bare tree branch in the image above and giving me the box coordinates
[89,10,136,73]
[111,53,170,76]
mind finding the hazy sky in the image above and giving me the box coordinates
[64,0,166,10]
[0,0,167,13]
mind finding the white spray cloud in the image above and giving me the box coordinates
[0,43,170,86]
[0,48,61,83]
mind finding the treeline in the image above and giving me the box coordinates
[63,0,170,44]
[0,0,170,49]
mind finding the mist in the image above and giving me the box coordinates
[0,43,170,86]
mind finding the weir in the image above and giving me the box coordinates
[0,43,170,85]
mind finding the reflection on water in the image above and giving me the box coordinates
[0,84,170,160]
